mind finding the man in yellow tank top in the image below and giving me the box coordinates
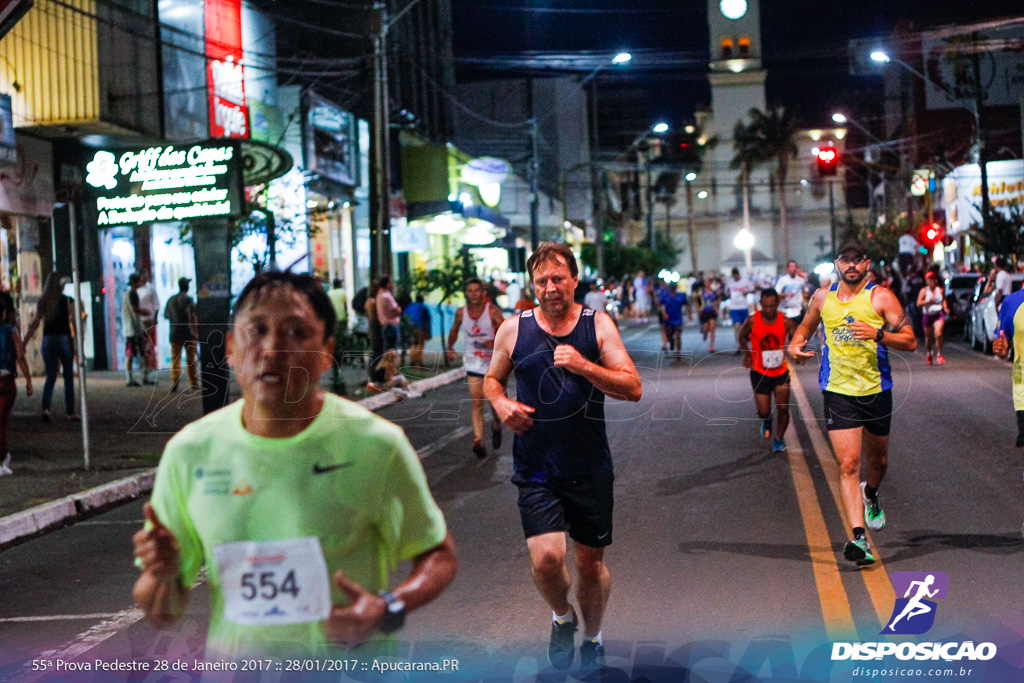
[789,240,917,567]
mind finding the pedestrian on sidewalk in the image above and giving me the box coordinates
[484,243,642,673]
[137,270,160,385]
[0,295,33,474]
[365,279,386,390]
[121,274,148,387]
[404,293,431,367]
[24,274,77,422]
[163,277,199,392]
[376,275,402,353]
[132,270,457,661]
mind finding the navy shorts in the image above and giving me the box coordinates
[512,471,614,548]
[730,309,749,325]
[823,390,893,436]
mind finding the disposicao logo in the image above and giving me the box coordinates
[831,571,997,662]
[882,571,948,635]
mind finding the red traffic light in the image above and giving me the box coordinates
[919,222,944,247]
[816,146,839,177]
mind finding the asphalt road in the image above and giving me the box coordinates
[2,320,1022,682]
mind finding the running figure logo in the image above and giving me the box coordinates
[881,571,949,635]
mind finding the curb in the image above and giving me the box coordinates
[0,368,466,548]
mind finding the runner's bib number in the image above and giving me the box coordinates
[762,350,784,369]
[214,538,332,626]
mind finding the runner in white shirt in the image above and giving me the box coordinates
[727,268,756,354]
[775,260,807,323]
[584,282,607,314]
[448,277,505,458]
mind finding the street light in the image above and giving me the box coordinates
[831,113,847,124]
[869,46,991,223]
[685,172,697,182]
[735,228,755,273]
[652,122,669,134]
[531,51,632,257]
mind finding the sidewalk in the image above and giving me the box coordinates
[0,346,464,547]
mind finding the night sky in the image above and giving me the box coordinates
[452,0,1024,137]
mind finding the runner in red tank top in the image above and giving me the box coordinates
[738,288,797,452]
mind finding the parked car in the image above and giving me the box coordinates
[945,273,984,326]
[969,273,1024,353]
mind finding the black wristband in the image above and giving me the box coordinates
[875,328,885,343]
[378,590,406,634]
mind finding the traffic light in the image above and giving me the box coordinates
[816,146,839,177]
[918,221,944,249]
[663,131,700,168]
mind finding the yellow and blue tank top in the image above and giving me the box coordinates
[819,282,891,396]
[997,289,1024,410]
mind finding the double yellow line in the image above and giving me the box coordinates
[783,370,896,640]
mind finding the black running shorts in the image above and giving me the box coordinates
[822,390,893,436]
[1016,411,1024,448]
[750,369,791,396]
[512,471,614,548]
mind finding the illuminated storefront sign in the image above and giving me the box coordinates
[206,0,248,138]
[84,141,243,226]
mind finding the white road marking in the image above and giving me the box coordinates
[415,425,474,460]
[0,613,128,623]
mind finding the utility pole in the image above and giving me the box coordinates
[685,179,696,274]
[589,80,604,277]
[828,177,837,257]
[370,2,393,280]
[645,150,654,250]
[971,40,990,224]
[529,116,540,251]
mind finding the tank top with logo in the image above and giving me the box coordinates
[750,311,788,377]
[819,282,891,396]
[462,303,495,375]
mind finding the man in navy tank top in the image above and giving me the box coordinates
[484,243,642,673]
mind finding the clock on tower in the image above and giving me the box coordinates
[720,0,747,20]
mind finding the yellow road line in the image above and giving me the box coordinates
[788,369,896,631]
[783,423,858,640]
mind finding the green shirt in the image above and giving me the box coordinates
[150,393,447,660]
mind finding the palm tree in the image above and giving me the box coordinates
[678,128,717,274]
[746,105,800,262]
[730,120,760,241]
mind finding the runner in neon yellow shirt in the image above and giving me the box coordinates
[132,271,457,661]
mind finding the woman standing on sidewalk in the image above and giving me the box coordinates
[24,274,76,422]
[0,296,33,474]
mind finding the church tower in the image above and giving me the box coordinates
[702,0,771,266]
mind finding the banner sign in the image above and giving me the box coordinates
[83,141,244,226]
[206,0,248,138]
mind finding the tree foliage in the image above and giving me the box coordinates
[972,204,1024,262]
[411,256,472,367]
[581,233,682,281]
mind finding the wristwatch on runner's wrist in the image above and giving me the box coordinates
[875,328,885,343]
[378,590,406,633]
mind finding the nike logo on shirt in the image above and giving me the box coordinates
[313,462,353,475]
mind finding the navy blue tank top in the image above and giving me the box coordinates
[511,308,611,480]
